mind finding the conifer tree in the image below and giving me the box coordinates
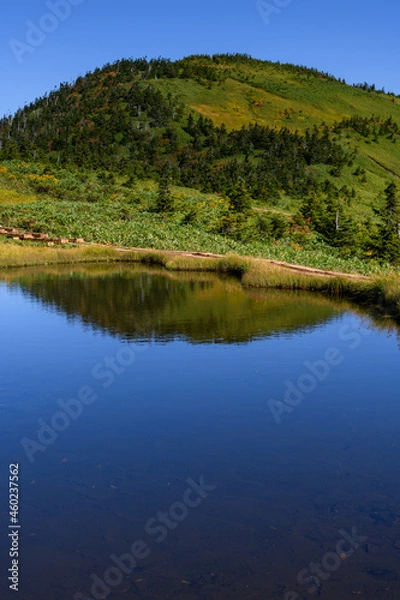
[377,182,400,262]
[227,179,252,213]
[155,162,174,213]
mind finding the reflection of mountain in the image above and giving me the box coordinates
[6,265,345,343]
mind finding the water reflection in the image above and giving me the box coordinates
[3,264,348,343]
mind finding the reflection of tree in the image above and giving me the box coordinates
[9,266,345,344]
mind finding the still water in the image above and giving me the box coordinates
[1,265,399,600]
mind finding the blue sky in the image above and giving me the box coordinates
[0,0,399,116]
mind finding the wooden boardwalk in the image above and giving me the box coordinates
[0,226,84,245]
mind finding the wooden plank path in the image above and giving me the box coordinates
[0,225,84,245]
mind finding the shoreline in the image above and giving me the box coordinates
[0,242,399,323]
[0,240,371,279]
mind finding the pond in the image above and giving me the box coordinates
[1,265,399,599]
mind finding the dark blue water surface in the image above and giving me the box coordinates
[1,265,399,600]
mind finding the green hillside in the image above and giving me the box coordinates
[0,54,399,270]
[156,55,400,131]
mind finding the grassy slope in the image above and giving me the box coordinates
[160,59,400,131]
[155,59,400,210]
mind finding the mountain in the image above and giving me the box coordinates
[0,54,399,263]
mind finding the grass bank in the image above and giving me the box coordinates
[0,240,399,322]
[0,239,122,268]
[164,253,400,321]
